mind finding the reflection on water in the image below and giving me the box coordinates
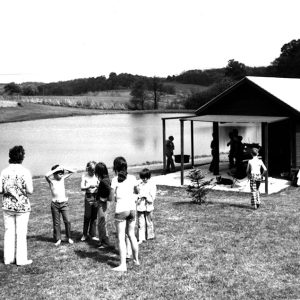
[0,113,261,176]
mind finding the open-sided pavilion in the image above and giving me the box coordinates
[162,76,300,194]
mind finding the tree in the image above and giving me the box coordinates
[149,77,163,109]
[184,77,236,109]
[22,85,38,96]
[4,82,21,95]
[107,72,118,89]
[271,39,300,77]
[225,59,246,80]
[130,80,147,109]
[186,168,212,204]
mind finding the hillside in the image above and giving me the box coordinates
[164,81,210,95]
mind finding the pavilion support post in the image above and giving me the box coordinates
[162,119,166,173]
[212,122,220,175]
[191,121,194,167]
[262,122,269,195]
[180,119,184,185]
[290,119,296,168]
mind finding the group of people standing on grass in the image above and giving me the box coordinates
[0,145,157,272]
[0,140,268,268]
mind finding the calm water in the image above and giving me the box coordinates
[0,113,261,176]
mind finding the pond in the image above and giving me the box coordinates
[0,113,261,176]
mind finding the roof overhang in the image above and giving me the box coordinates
[180,115,288,123]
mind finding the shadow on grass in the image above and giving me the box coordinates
[28,229,93,244]
[173,200,253,210]
[28,234,53,243]
[74,249,118,267]
[206,201,253,210]
[172,201,194,206]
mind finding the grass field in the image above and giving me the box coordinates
[0,91,131,110]
[0,101,193,124]
[0,169,300,299]
[0,82,208,114]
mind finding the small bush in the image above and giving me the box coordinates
[186,168,212,204]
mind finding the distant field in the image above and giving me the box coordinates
[0,89,188,110]
[164,81,210,95]
[1,90,131,110]
[0,82,209,111]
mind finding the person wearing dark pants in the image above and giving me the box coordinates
[165,136,175,173]
[80,161,99,242]
[51,201,71,242]
[82,198,98,239]
[95,162,112,247]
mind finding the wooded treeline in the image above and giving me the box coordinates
[2,39,300,109]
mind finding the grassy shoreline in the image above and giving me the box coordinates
[0,102,194,124]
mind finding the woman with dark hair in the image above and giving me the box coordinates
[95,162,111,247]
[0,145,33,265]
[110,156,139,271]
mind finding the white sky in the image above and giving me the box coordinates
[0,0,299,83]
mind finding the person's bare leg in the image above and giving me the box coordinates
[113,220,127,271]
[127,219,140,265]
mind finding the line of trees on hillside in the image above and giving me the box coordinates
[3,39,300,110]
[183,39,300,109]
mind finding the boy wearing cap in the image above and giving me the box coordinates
[246,148,267,209]
[45,165,75,246]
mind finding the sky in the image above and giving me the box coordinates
[0,0,300,83]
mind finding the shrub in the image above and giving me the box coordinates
[186,168,212,204]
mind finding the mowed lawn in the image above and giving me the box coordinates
[1,173,300,299]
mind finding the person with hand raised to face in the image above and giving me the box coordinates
[45,164,75,246]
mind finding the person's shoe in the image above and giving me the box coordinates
[112,265,127,272]
[138,240,144,245]
[80,235,87,242]
[133,260,140,266]
[257,204,260,209]
[4,260,16,265]
[54,240,61,246]
[91,237,99,241]
[100,241,112,248]
[68,238,74,244]
[17,260,32,266]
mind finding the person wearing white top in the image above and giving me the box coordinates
[246,148,267,209]
[110,156,140,272]
[0,145,33,266]
[45,164,75,246]
[80,161,99,242]
[136,168,157,243]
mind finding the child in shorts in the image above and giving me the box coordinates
[45,164,75,246]
[136,168,157,243]
[111,156,140,272]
